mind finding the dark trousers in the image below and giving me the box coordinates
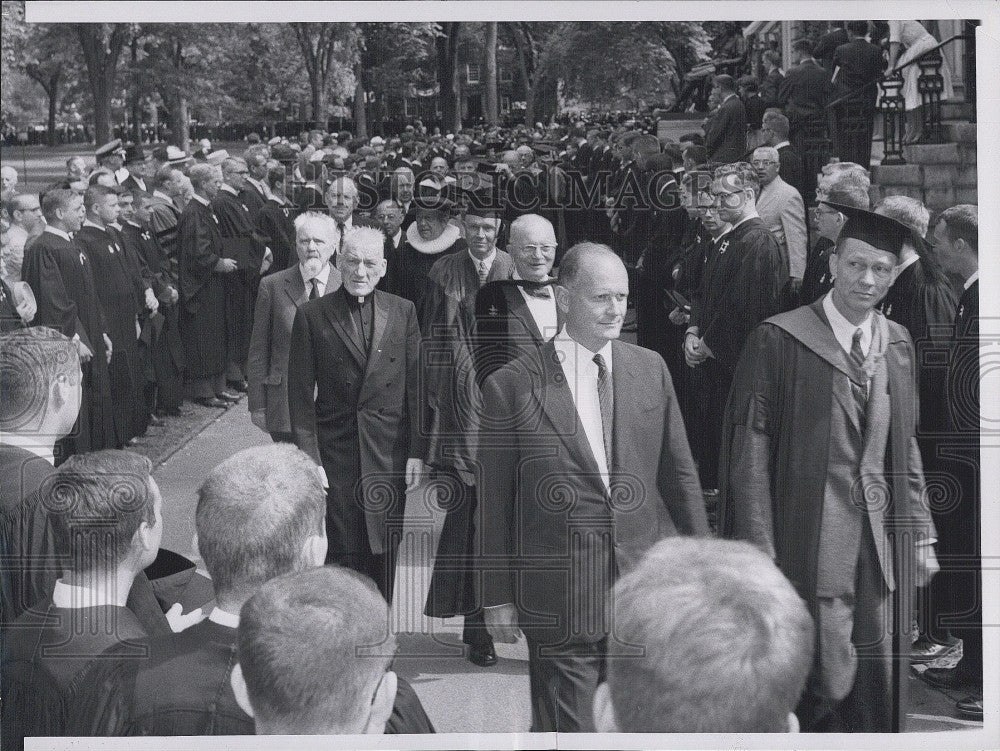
[690,357,734,490]
[526,637,607,732]
[325,483,401,602]
[185,372,226,400]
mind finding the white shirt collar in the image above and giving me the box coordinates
[469,248,497,272]
[208,607,240,628]
[114,167,130,183]
[300,262,330,286]
[83,219,105,231]
[895,252,920,274]
[774,140,790,150]
[391,229,402,247]
[220,184,239,196]
[0,434,55,465]
[52,578,119,609]
[44,225,72,242]
[964,270,978,291]
[128,174,146,191]
[191,193,210,206]
[153,189,172,202]
[554,329,613,370]
[823,290,872,356]
[730,211,759,230]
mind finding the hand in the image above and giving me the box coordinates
[167,285,179,305]
[405,458,425,491]
[165,602,207,633]
[259,247,273,275]
[215,258,238,273]
[15,297,35,324]
[699,337,714,360]
[103,333,113,363]
[76,338,93,363]
[135,317,142,340]
[668,306,690,326]
[250,409,268,432]
[915,543,940,588]
[684,333,706,368]
[484,603,522,644]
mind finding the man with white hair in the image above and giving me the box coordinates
[753,145,808,296]
[248,212,342,442]
[288,225,426,598]
[2,165,20,197]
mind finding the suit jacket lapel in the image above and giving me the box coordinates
[363,292,390,378]
[323,292,367,368]
[505,285,544,344]
[284,268,306,305]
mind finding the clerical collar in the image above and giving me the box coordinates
[44,225,72,242]
[964,271,978,291]
[341,285,371,306]
[220,184,239,196]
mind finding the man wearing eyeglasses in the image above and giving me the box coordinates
[753,146,808,302]
[685,164,786,494]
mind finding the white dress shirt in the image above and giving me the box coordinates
[964,270,978,291]
[823,290,872,358]
[469,248,497,277]
[300,263,331,295]
[208,607,240,628]
[512,270,558,341]
[553,332,613,488]
[52,579,118,609]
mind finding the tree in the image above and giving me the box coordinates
[74,23,129,144]
[435,22,462,133]
[292,23,358,128]
[503,22,560,125]
[355,22,436,134]
[483,22,498,125]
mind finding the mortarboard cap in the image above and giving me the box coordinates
[823,201,907,256]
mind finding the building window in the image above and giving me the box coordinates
[501,95,511,113]
[466,63,481,84]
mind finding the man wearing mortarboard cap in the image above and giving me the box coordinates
[719,202,938,732]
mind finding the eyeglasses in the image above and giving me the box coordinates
[520,244,557,253]
[750,160,778,167]
[814,206,841,218]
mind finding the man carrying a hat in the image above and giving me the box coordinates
[719,202,938,732]
[95,138,129,184]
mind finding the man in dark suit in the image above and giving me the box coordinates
[759,50,785,109]
[779,40,835,146]
[832,22,886,167]
[117,444,433,736]
[762,111,808,200]
[814,22,850,73]
[240,146,270,222]
[920,205,982,721]
[120,144,152,194]
[255,164,296,273]
[703,74,747,164]
[2,450,163,751]
[479,243,709,732]
[373,199,405,293]
[288,226,427,598]
[248,212,341,443]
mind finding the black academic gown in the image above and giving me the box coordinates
[255,196,296,273]
[76,224,145,446]
[177,198,227,380]
[22,231,115,454]
[800,236,837,304]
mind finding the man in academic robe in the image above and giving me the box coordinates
[255,165,297,273]
[248,212,341,443]
[719,203,938,732]
[74,185,148,447]
[1,450,163,751]
[703,75,748,164]
[801,185,869,304]
[479,243,708,732]
[22,188,115,456]
[111,445,434,737]
[120,143,152,194]
[177,164,240,408]
[288,225,426,599]
[918,205,982,721]
[213,157,272,393]
[240,146,271,222]
[684,165,786,492]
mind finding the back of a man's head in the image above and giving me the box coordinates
[196,444,327,605]
[597,538,814,733]
[47,450,158,578]
[234,566,396,735]
[0,327,81,437]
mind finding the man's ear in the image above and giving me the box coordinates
[592,681,619,733]
[363,670,398,734]
[230,663,255,718]
[554,283,570,314]
[786,711,800,733]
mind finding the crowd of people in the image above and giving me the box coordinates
[0,20,983,745]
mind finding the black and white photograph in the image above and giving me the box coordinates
[0,1,996,749]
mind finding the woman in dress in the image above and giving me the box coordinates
[887,20,954,143]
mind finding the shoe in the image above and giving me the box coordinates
[918,666,978,691]
[217,390,241,403]
[467,643,497,667]
[227,379,248,393]
[956,694,983,721]
[195,396,228,408]
[911,635,961,665]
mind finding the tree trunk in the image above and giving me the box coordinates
[310,76,328,130]
[169,95,190,152]
[354,74,368,140]
[436,22,462,134]
[75,25,126,145]
[130,36,142,144]
[511,25,535,126]
[46,74,59,146]
[484,22,499,125]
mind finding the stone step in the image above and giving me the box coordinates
[902,141,975,166]
[940,100,975,121]
[942,121,977,144]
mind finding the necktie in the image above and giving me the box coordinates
[593,353,614,473]
[477,260,489,287]
[309,278,319,300]
[337,222,346,257]
[849,328,868,429]
[523,284,551,299]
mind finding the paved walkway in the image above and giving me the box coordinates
[152,397,980,735]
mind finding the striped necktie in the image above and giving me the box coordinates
[849,328,868,429]
[593,353,614,473]
[477,260,488,287]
